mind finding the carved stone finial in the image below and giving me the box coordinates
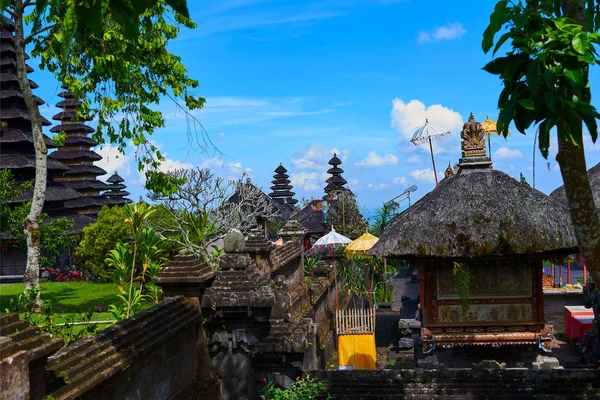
[461,113,486,158]
[224,229,245,253]
[444,161,453,179]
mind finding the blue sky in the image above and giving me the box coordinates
[24,0,600,215]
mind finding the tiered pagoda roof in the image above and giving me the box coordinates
[268,163,298,205]
[49,85,111,216]
[0,16,93,233]
[104,172,132,206]
[324,153,348,194]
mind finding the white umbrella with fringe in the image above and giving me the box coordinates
[312,227,352,311]
[410,119,451,186]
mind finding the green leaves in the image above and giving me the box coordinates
[482,0,600,158]
[483,0,509,53]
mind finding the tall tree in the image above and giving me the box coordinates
[1,0,209,305]
[483,0,600,284]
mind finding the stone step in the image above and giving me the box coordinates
[0,319,28,336]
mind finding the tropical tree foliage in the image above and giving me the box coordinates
[0,169,74,268]
[74,205,130,280]
[1,0,208,306]
[483,0,600,284]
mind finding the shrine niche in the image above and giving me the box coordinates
[370,113,577,353]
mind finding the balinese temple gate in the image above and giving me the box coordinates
[370,114,578,354]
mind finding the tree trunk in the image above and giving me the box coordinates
[556,0,600,285]
[14,5,48,307]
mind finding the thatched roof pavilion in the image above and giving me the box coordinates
[370,168,577,260]
[370,113,577,353]
[549,161,600,208]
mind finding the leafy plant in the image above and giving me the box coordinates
[482,0,600,284]
[75,205,130,281]
[260,375,331,400]
[5,287,98,345]
[453,262,471,314]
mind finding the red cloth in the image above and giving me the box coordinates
[569,314,594,344]
[564,306,593,340]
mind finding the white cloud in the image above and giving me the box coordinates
[367,183,391,191]
[158,158,194,173]
[354,151,398,168]
[96,143,133,177]
[407,155,421,164]
[391,98,463,142]
[227,161,253,180]
[409,168,438,184]
[493,147,523,160]
[393,176,407,186]
[290,172,320,191]
[291,142,350,171]
[418,22,466,43]
[199,157,225,170]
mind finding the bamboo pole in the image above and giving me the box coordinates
[428,137,439,186]
[567,259,571,284]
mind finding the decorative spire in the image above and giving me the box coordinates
[268,163,298,205]
[324,153,348,194]
[49,85,111,216]
[104,172,132,206]
[444,161,453,179]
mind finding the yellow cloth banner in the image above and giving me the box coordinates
[337,334,376,370]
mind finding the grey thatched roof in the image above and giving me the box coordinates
[369,168,578,260]
[49,150,102,161]
[549,161,600,208]
[0,129,55,147]
[291,199,339,236]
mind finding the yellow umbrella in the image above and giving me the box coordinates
[482,116,511,162]
[345,232,379,258]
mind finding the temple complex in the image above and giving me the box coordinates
[370,113,578,353]
[49,86,111,217]
[103,172,132,206]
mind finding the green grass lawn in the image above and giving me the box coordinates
[0,281,155,324]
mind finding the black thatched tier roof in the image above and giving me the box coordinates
[0,58,34,72]
[328,154,342,166]
[52,110,92,122]
[50,124,95,134]
[370,168,578,260]
[268,163,298,205]
[62,180,111,191]
[0,88,43,104]
[291,199,339,235]
[14,183,82,203]
[0,154,69,172]
[45,212,96,234]
[327,166,344,174]
[550,161,600,208]
[106,172,125,183]
[0,129,56,147]
[0,72,39,89]
[62,136,99,146]
[48,150,102,161]
[106,189,131,197]
[59,165,107,176]
[324,153,348,194]
[0,107,51,126]
[63,196,104,209]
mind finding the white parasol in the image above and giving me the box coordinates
[311,227,351,311]
[410,119,451,186]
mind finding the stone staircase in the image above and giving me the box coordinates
[311,369,600,399]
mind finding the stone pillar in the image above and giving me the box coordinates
[153,250,221,399]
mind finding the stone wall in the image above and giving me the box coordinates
[43,296,219,400]
[312,368,600,399]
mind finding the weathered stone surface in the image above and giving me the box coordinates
[472,359,506,370]
[310,369,600,399]
[224,229,245,253]
[417,355,443,369]
[251,286,276,307]
[532,355,562,369]
[0,348,30,400]
[398,338,414,350]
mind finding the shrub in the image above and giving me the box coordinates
[74,205,130,281]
